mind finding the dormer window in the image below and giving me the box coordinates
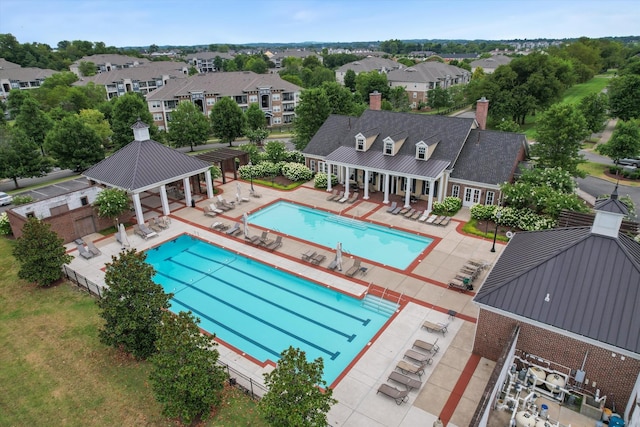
[384,140,393,155]
[356,136,365,151]
[416,141,427,160]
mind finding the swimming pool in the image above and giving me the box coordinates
[146,234,391,385]
[248,201,433,269]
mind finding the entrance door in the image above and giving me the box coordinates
[74,216,96,238]
[463,187,481,207]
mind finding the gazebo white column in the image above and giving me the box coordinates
[343,166,350,199]
[159,185,170,216]
[427,178,435,213]
[442,172,449,200]
[205,170,214,199]
[132,193,145,225]
[327,162,332,191]
[404,177,411,208]
[183,177,192,207]
[363,169,370,200]
[383,173,390,204]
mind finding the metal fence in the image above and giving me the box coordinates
[62,265,104,298]
[218,360,268,400]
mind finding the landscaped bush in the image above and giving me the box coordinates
[470,204,556,231]
[431,197,462,215]
[283,151,305,164]
[281,162,313,182]
[0,212,11,235]
[313,172,338,189]
[469,204,495,221]
[12,195,35,205]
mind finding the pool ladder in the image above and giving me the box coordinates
[362,284,401,316]
[324,215,367,230]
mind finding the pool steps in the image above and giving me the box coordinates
[324,215,368,230]
[362,294,399,316]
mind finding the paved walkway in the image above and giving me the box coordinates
[67,179,506,427]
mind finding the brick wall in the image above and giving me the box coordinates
[474,309,640,411]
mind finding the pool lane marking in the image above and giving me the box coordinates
[183,248,372,326]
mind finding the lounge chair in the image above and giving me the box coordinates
[209,204,224,214]
[377,383,410,405]
[410,210,422,220]
[204,205,218,217]
[396,360,425,378]
[134,224,157,240]
[236,193,249,203]
[337,193,349,203]
[449,278,473,292]
[386,201,398,213]
[345,259,361,277]
[217,195,235,209]
[425,215,438,224]
[258,231,272,246]
[438,216,451,226]
[418,211,431,222]
[215,200,231,211]
[311,253,326,265]
[397,206,410,215]
[249,189,261,198]
[159,216,171,228]
[421,321,448,336]
[326,189,338,200]
[77,244,94,259]
[86,241,101,256]
[148,217,163,233]
[388,371,422,391]
[391,206,403,215]
[265,235,283,251]
[404,348,433,365]
[327,259,338,270]
[245,234,261,245]
[404,208,416,218]
[413,338,440,354]
[211,222,229,231]
[347,192,359,203]
[433,215,446,225]
[140,223,158,238]
[301,250,317,262]
[225,223,241,236]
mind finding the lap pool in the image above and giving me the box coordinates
[248,201,433,269]
[146,234,391,385]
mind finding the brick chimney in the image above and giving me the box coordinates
[369,91,382,111]
[475,97,489,130]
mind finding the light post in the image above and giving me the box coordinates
[491,210,502,252]
[248,160,254,192]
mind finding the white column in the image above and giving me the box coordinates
[363,169,370,200]
[205,170,213,199]
[183,177,192,207]
[404,177,411,208]
[132,193,145,225]
[327,162,332,191]
[383,173,390,204]
[159,185,170,216]
[343,166,350,199]
[427,178,435,213]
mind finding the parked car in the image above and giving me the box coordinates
[0,192,13,206]
[617,158,640,167]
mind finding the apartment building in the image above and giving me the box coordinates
[335,57,404,84]
[0,58,57,101]
[184,51,235,73]
[146,71,301,130]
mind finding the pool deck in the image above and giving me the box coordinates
[67,179,506,427]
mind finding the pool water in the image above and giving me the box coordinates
[248,201,433,269]
[146,234,391,385]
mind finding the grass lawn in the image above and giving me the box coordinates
[0,237,267,427]
[559,73,612,105]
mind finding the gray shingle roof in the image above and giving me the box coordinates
[387,62,470,84]
[474,227,640,354]
[74,61,189,86]
[336,57,404,73]
[451,129,527,185]
[83,139,211,192]
[0,59,57,81]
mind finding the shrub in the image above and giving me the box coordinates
[0,212,11,235]
[431,197,462,215]
[12,195,34,205]
[470,205,556,231]
[283,150,305,163]
[281,162,313,182]
[313,172,338,189]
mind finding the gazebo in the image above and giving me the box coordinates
[83,120,214,225]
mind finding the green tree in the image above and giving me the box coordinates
[44,114,105,171]
[387,86,411,112]
[259,346,337,427]
[343,69,357,92]
[168,101,211,151]
[245,57,268,74]
[355,71,389,103]
[293,88,331,150]
[427,86,451,111]
[0,127,51,188]
[578,92,609,134]
[92,188,130,228]
[78,108,113,147]
[111,93,159,149]
[264,140,287,163]
[14,97,53,155]
[245,103,267,131]
[321,81,364,115]
[608,74,640,121]
[97,249,171,359]
[596,120,640,163]
[6,89,32,118]
[531,103,589,177]
[78,61,96,76]
[149,311,227,425]
[13,218,72,287]
[210,97,246,147]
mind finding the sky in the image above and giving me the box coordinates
[1,0,638,48]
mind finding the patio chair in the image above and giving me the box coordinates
[139,223,158,239]
[326,189,338,200]
[438,216,451,226]
[347,192,359,203]
[327,259,338,270]
[217,195,235,209]
[337,193,349,203]
[404,348,433,365]
[245,234,261,245]
[387,371,422,391]
[225,223,241,236]
[236,193,249,203]
[376,383,410,405]
[77,244,94,259]
[386,201,398,213]
[410,210,422,220]
[404,208,416,218]
[211,222,229,231]
[449,278,472,292]
[203,205,218,217]
[311,253,326,265]
[425,215,438,224]
[345,259,361,277]
[421,321,448,336]
[86,241,101,256]
[215,200,231,211]
[433,215,446,225]
[148,217,163,233]
[418,211,431,222]
[258,231,272,246]
[391,206,403,215]
[413,338,440,354]
[209,204,224,214]
[249,189,262,198]
[397,206,411,216]
[301,250,317,262]
[265,235,283,251]
[133,224,156,240]
[159,216,172,228]
[395,360,425,378]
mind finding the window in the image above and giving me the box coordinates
[273,105,280,113]
[486,191,495,205]
[249,95,258,103]
[153,113,163,121]
[272,94,280,101]
[452,185,460,198]
[26,212,35,218]
[80,196,89,206]
[261,94,270,108]
[310,160,316,172]
[151,101,161,108]
[273,117,281,124]
[416,145,426,160]
[384,141,393,155]
[413,92,417,98]
[331,164,338,175]
[206,98,215,106]
[356,137,365,151]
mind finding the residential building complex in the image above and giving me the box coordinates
[0,58,57,101]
